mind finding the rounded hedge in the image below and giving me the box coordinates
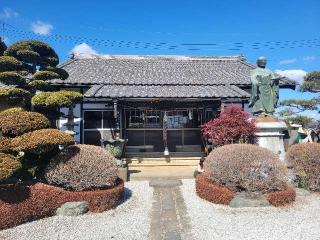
[4,40,59,67]
[32,91,83,109]
[286,143,320,191]
[204,144,288,193]
[0,153,21,182]
[32,71,60,81]
[0,137,12,153]
[0,111,50,137]
[28,80,54,91]
[45,144,118,191]
[0,56,23,72]
[41,66,69,80]
[0,107,25,114]
[0,72,25,86]
[0,87,30,100]
[11,129,74,154]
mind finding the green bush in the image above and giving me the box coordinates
[4,40,59,67]
[11,129,74,154]
[32,91,83,109]
[41,66,69,80]
[32,71,60,81]
[286,143,320,191]
[0,56,23,71]
[204,144,288,193]
[0,153,21,182]
[0,72,25,86]
[45,144,118,191]
[0,87,30,100]
[0,111,50,137]
[28,80,54,91]
[0,107,25,114]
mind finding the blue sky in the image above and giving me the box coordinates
[0,0,319,117]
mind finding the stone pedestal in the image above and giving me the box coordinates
[255,118,287,161]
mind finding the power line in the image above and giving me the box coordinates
[1,21,320,52]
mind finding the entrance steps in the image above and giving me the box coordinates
[125,152,203,167]
[128,166,196,180]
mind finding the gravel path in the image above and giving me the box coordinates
[181,179,320,240]
[0,181,153,240]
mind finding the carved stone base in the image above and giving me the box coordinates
[255,119,287,161]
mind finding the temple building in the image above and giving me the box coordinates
[49,54,295,157]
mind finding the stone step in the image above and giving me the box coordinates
[125,151,204,158]
[125,156,201,166]
[128,166,196,180]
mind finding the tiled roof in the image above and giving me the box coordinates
[84,84,251,99]
[50,54,295,87]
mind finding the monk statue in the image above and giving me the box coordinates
[249,56,281,116]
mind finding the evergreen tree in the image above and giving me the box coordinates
[279,71,320,127]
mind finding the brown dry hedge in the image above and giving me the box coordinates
[0,180,124,230]
[267,188,296,207]
[196,174,234,205]
[285,143,320,191]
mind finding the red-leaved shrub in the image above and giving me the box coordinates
[204,144,288,193]
[267,188,296,206]
[196,174,234,205]
[201,105,257,146]
[0,180,124,230]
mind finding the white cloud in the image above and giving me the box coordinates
[303,56,316,62]
[279,58,297,65]
[71,43,97,55]
[0,8,19,20]
[275,69,307,83]
[31,21,53,35]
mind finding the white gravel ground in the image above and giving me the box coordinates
[181,179,320,240]
[0,181,153,240]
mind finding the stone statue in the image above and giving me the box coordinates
[249,56,281,116]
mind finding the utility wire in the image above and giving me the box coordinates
[1,21,320,52]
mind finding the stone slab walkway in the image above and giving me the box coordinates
[149,179,193,240]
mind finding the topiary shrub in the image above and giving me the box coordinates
[28,80,54,91]
[41,66,69,80]
[0,153,21,182]
[0,72,26,86]
[45,144,118,191]
[32,70,60,80]
[0,87,30,106]
[0,137,12,153]
[11,129,74,154]
[32,91,83,109]
[285,143,320,191]
[0,56,23,72]
[4,40,59,67]
[0,107,25,114]
[0,111,50,137]
[204,144,288,193]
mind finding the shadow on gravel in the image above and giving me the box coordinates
[117,187,133,206]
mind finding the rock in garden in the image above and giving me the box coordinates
[56,202,89,216]
[230,193,271,208]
